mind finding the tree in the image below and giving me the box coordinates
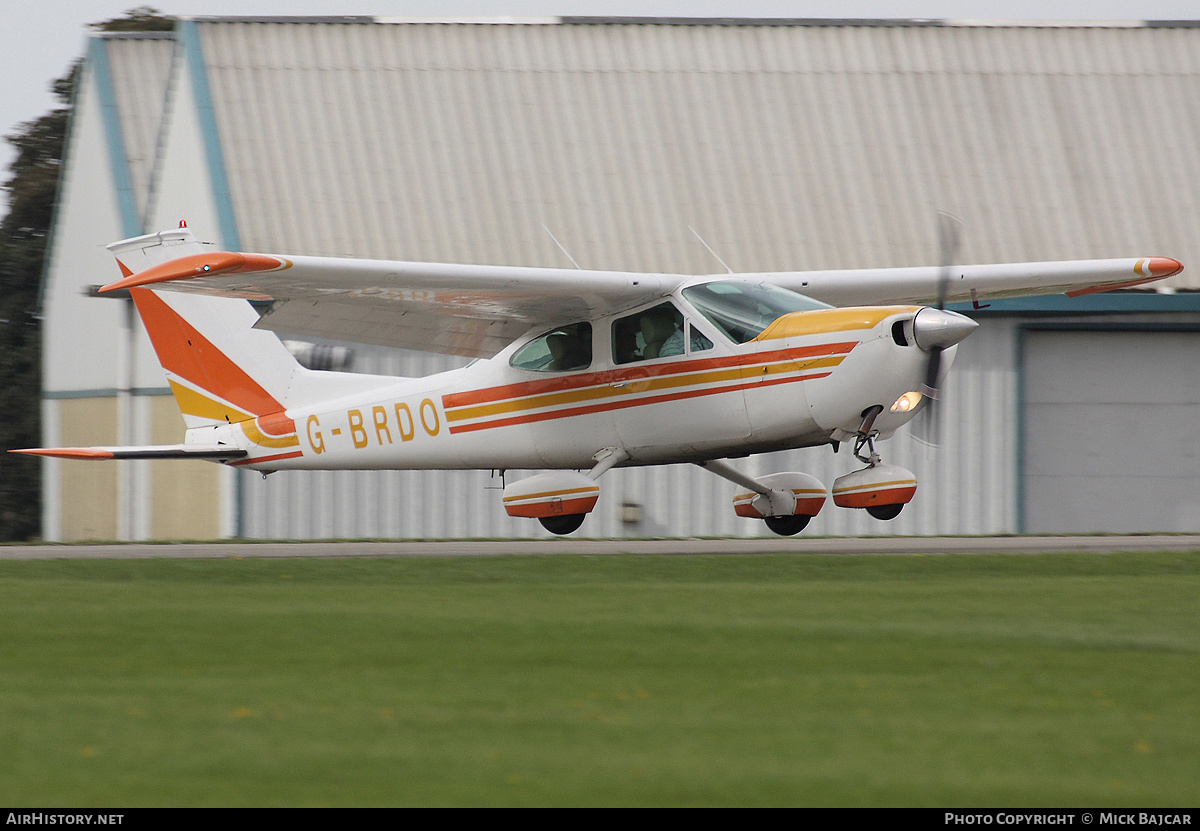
[0,8,172,539]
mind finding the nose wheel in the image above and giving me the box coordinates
[833,405,914,521]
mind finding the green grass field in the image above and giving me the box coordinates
[1,550,1197,807]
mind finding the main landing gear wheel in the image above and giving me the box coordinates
[764,514,811,536]
[539,513,586,535]
[866,503,903,521]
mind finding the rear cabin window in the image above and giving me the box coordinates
[510,322,592,372]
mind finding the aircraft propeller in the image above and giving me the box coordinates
[913,212,968,447]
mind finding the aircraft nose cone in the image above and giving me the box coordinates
[912,307,978,351]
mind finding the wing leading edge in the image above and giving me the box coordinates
[101,248,678,358]
[752,257,1183,308]
[99,230,1182,357]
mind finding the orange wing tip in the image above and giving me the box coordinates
[9,448,116,460]
[1145,257,1184,279]
[99,252,288,293]
[1065,257,1185,298]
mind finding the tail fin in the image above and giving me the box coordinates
[111,230,392,458]
[107,227,301,437]
[130,287,303,444]
[14,229,394,465]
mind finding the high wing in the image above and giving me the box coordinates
[103,236,677,358]
[102,230,1181,358]
[751,258,1183,307]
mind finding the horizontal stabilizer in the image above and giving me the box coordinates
[9,444,247,461]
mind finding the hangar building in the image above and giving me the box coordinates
[38,17,1200,540]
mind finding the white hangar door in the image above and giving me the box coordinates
[1021,328,1200,533]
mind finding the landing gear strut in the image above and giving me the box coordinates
[852,404,884,466]
[831,405,917,520]
[503,448,630,536]
[698,460,826,537]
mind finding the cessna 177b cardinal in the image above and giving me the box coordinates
[14,225,1182,535]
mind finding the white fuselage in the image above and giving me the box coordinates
[213,294,944,473]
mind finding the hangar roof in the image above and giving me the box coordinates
[92,33,174,229]
[105,18,1200,289]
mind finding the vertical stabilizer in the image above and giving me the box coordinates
[129,288,301,432]
[107,229,406,462]
[107,227,208,278]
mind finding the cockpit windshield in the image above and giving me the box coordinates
[681,281,833,344]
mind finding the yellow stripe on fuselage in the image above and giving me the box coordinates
[449,364,728,423]
[169,380,298,448]
[447,355,848,424]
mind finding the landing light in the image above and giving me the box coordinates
[891,391,923,413]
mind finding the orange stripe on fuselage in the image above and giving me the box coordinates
[255,411,299,439]
[447,352,847,424]
[446,369,833,435]
[443,342,857,411]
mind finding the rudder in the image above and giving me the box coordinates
[129,287,300,431]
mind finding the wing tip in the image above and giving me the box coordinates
[1145,257,1184,279]
[99,252,287,293]
[1065,257,1184,298]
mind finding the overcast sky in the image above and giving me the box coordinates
[4,0,1200,210]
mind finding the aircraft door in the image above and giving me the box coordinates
[607,302,750,457]
[498,322,623,467]
[680,281,827,444]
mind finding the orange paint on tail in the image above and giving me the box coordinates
[130,288,295,432]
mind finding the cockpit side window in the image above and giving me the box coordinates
[612,303,688,364]
[510,322,592,372]
[682,281,833,344]
[689,324,713,353]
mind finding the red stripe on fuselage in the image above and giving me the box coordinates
[442,341,856,410]
[446,370,833,434]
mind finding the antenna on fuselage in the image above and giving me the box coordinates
[541,224,582,270]
[688,225,734,274]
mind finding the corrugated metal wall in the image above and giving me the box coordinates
[201,20,1200,281]
[173,20,1199,537]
